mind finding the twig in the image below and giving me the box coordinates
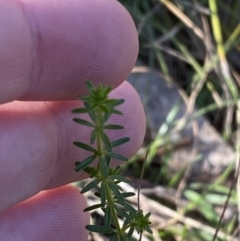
[159,0,205,40]
[138,145,150,211]
[136,137,192,162]
[212,159,240,241]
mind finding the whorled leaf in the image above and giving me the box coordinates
[111,137,130,148]
[103,124,124,130]
[108,182,125,206]
[84,203,102,212]
[100,158,108,178]
[121,192,136,198]
[73,142,97,153]
[75,155,96,172]
[86,225,115,234]
[100,183,106,207]
[112,109,123,115]
[114,205,130,219]
[104,205,112,228]
[105,99,125,107]
[73,118,95,128]
[72,107,88,114]
[100,131,112,151]
[111,175,132,184]
[90,130,97,144]
[85,80,95,93]
[81,179,100,194]
[110,152,128,162]
[73,81,152,239]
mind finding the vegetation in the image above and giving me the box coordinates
[73,81,152,241]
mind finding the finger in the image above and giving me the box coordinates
[0,81,145,212]
[0,0,138,103]
[0,185,89,241]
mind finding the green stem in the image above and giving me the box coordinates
[95,108,122,240]
[105,182,122,240]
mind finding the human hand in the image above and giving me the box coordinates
[0,0,145,240]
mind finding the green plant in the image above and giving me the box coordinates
[72,81,152,241]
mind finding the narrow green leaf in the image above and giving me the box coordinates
[73,142,96,152]
[87,102,98,112]
[122,192,136,198]
[111,166,121,175]
[73,118,95,128]
[111,137,130,147]
[103,86,112,96]
[145,212,151,219]
[112,109,123,115]
[111,175,132,184]
[108,182,125,206]
[110,152,128,162]
[109,235,118,241]
[127,237,136,241]
[84,166,98,177]
[128,227,134,237]
[75,155,96,172]
[103,113,111,123]
[120,234,127,241]
[145,226,153,234]
[84,203,102,212]
[100,158,108,178]
[105,154,111,167]
[101,183,106,207]
[114,205,129,219]
[101,132,112,151]
[123,202,136,213]
[81,179,100,194]
[83,101,90,108]
[86,225,115,234]
[100,105,110,114]
[90,130,97,144]
[85,80,95,93]
[105,99,125,106]
[94,192,101,198]
[104,205,112,228]
[88,110,97,123]
[104,124,123,130]
[72,108,88,113]
[115,184,123,191]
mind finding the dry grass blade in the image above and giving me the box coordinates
[159,0,205,40]
[212,161,240,241]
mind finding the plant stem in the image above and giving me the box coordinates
[105,181,122,240]
[73,81,152,240]
[95,107,122,240]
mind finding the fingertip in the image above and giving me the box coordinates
[0,0,138,103]
[0,185,89,241]
[18,0,138,101]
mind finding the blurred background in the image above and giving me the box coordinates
[86,1,240,240]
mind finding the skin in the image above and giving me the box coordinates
[0,0,145,240]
